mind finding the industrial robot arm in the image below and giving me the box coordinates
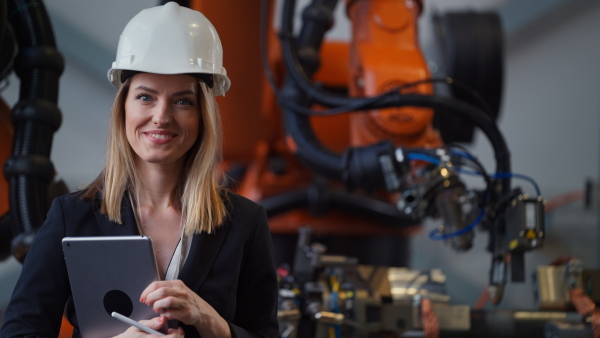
[269,0,544,304]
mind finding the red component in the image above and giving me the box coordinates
[0,99,12,216]
[421,298,440,338]
[277,266,290,278]
[591,310,600,338]
[570,288,600,338]
[571,288,596,317]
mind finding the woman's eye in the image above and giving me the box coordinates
[136,94,152,102]
[176,99,193,106]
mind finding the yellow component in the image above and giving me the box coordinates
[293,288,301,295]
[329,328,335,338]
[509,239,518,250]
[526,229,537,239]
[330,276,340,292]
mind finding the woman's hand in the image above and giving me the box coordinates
[112,316,185,337]
[140,280,231,338]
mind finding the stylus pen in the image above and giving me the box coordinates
[111,312,165,336]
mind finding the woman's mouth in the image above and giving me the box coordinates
[144,131,176,143]
[147,133,173,139]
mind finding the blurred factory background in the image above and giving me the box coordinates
[1,0,599,332]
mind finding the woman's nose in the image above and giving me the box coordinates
[152,102,172,126]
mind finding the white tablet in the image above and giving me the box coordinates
[62,236,160,338]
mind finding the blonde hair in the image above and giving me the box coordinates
[83,78,227,235]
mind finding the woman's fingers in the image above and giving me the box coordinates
[140,281,169,303]
[140,280,184,304]
[112,316,167,337]
[138,315,167,330]
[138,279,209,326]
[152,296,181,312]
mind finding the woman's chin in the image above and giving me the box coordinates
[136,155,184,167]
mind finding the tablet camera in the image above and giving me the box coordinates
[103,289,133,317]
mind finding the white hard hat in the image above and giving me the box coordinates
[107,2,230,96]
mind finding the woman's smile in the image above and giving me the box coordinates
[144,130,177,144]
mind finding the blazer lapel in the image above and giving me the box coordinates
[178,220,230,292]
[94,194,140,236]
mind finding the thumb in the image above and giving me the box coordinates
[138,315,166,330]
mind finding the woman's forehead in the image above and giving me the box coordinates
[129,73,198,93]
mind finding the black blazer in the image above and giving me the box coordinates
[0,191,278,338]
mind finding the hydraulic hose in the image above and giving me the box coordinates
[4,0,63,262]
[260,186,418,225]
[280,0,395,191]
[279,0,511,195]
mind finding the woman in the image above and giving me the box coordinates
[0,2,278,338]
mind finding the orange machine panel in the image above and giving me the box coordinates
[190,0,272,164]
[347,0,442,148]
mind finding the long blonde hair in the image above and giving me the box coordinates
[83,77,227,235]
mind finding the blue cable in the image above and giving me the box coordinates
[447,149,542,197]
[406,151,541,240]
[449,148,476,161]
[429,206,486,240]
[407,152,485,181]
[406,153,441,165]
[328,273,342,338]
[491,172,541,197]
[327,290,341,338]
[407,151,542,197]
[456,168,481,176]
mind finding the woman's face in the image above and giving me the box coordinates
[124,73,200,167]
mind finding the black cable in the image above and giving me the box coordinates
[269,0,493,123]
[260,0,279,95]
[446,143,493,191]
[263,1,494,124]
[279,88,399,116]
[399,77,494,117]
[279,0,511,195]
[261,2,493,121]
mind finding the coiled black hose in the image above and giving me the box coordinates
[279,0,339,182]
[4,0,63,262]
[279,0,394,190]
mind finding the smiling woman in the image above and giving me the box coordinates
[0,2,278,338]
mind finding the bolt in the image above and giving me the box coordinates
[356,77,364,88]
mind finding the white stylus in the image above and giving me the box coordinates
[111,312,165,336]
